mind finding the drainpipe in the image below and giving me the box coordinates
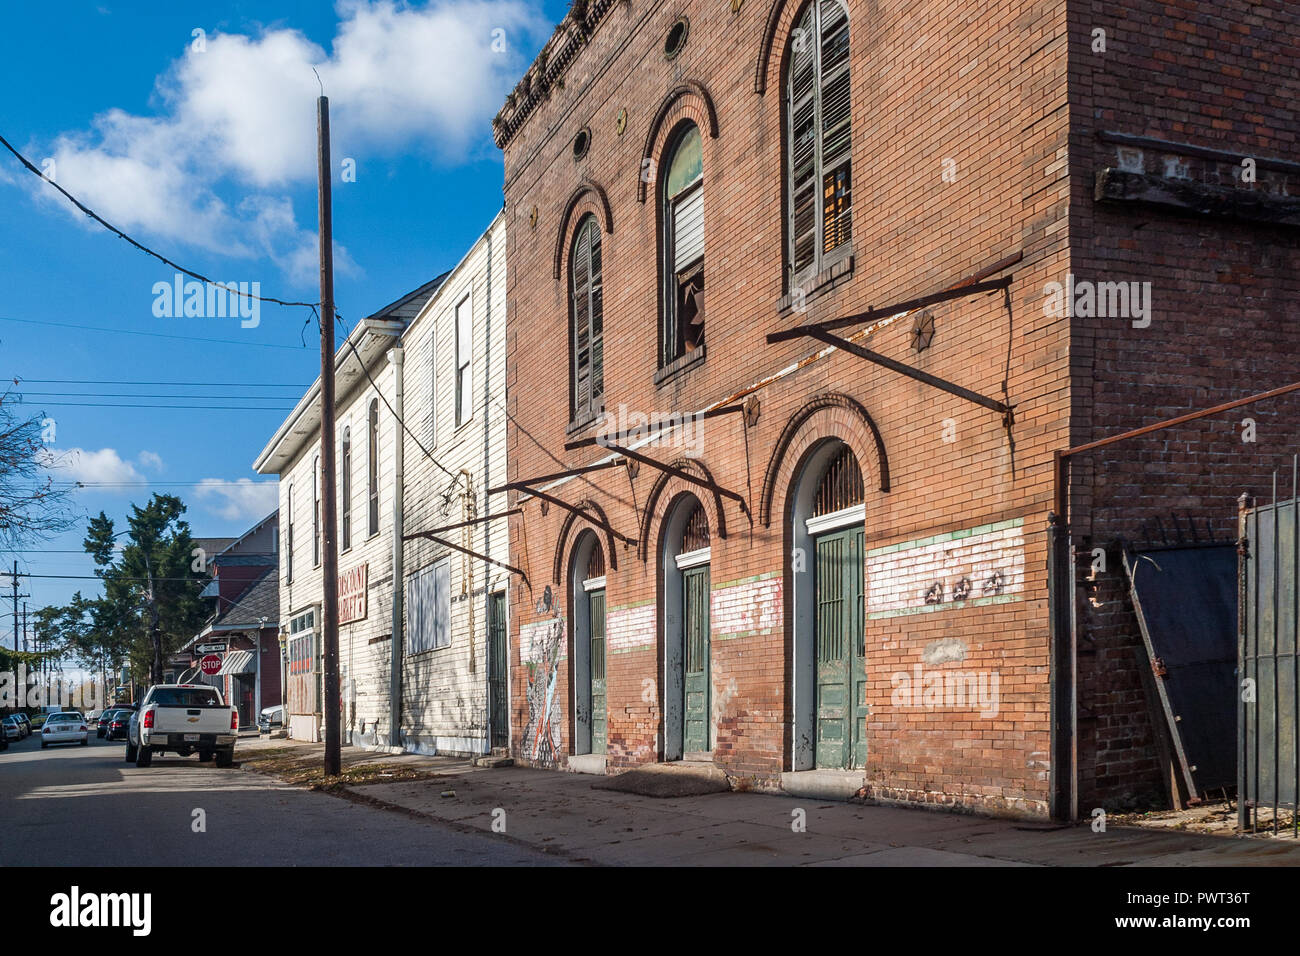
[388,347,405,749]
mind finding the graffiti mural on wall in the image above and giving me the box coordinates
[521,613,564,768]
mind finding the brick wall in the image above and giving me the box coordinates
[500,0,1072,816]
[1066,0,1300,809]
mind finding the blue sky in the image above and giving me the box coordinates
[0,0,564,641]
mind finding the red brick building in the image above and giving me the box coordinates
[494,0,1300,819]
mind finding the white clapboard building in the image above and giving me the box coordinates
[253,210,509,755]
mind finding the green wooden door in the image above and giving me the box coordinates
[589,588,607,756]
[815,527,866,769]
[487,592,508,750]
[683,565,711,753]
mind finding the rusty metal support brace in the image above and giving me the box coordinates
[514,485,637,547]
[401,530,529,587]
[799,325,1012,417]
[416,509,522,536]
[765,274,1014,344]
[564,404,746,452]
[487,458,625,495]
[604,442,750,518]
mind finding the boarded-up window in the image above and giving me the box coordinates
[786,0,851,288]
[455,294,473,427]
[570,216,604,422]
[661,123,705,367]
[407,559,451,654]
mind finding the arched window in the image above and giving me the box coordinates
[570,215,604,423]
[786,0,851,289]
[661,122,704,367]
[367,399,380,536]
[341,425,352,551]
[814,444,863,516]
[681,500,711,552]
[312,456,321,568]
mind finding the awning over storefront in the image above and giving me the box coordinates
[216,650,255,676]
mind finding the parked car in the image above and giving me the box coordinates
[257,704,286,735]
[96,709,121,738]
[105,711,132,741]
[41,712,89,748]
[11,713,32,738]
[1,716,23,741]
[29,713,47,730]
[127,684,238,767]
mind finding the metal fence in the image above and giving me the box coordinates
[1239,462,1300,834]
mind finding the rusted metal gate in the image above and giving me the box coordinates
[1239,466,1300,834]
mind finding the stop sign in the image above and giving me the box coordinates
[199,654,222,676]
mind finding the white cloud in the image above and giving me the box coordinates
[40,447,144,485]
[195,478,279,522]
[20,0,548,286]
[137,450,164,470]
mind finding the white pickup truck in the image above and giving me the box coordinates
[126,683,239,768]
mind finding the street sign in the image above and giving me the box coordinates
[199,654,223,676]
[197,642,227,654]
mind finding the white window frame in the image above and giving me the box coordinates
[455,293,473,428]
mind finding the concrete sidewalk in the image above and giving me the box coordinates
[235,737,1300,866]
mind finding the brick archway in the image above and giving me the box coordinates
[637,81,720,204]
[552,497,619,585]
[754,0,815,95]
[759,392,889,526]
[639,462,727,562]
[553,181,614,280]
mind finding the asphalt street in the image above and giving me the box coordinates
[0,730,561,866]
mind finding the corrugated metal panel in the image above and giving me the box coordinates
[674,187,704,272]
[1124,544,1238,800]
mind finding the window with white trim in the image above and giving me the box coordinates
[455,294,473,427]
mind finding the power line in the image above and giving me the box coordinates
[0,315,308,350]
[13,400,295,410]
[15,378,309,388]
[0,130,318,311]
[16,391,299,400]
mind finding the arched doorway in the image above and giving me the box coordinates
[661,496,711,760]
[791,441,866,771]
[569,531,607,756]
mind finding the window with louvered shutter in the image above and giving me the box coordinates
[786,0,851,289]
[570,216,604,422]
[660,123,706,368]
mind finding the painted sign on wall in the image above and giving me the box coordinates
[339,563,368,624]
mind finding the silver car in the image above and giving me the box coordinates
[1,716,23,741]
[41,712,89,748]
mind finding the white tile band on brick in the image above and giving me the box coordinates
[711,576,783,638]
[866,521,1025,619]
[607,604,655,652]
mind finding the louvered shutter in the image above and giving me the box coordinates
[819,0,851,253]
[571,222,592,416]
[673,186,704,271]
[788,4,818,280]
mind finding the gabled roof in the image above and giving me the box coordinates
[253,274,452,476]
[209,567,279,632]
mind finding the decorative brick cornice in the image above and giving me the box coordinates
[493,0,620,149]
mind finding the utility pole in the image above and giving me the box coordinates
[317,93,342,777]
[22,602,27,652]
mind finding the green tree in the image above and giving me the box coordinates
[84,495,209,685]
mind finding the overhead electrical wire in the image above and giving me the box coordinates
[0,131,318,310]
[0,315,308,350]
